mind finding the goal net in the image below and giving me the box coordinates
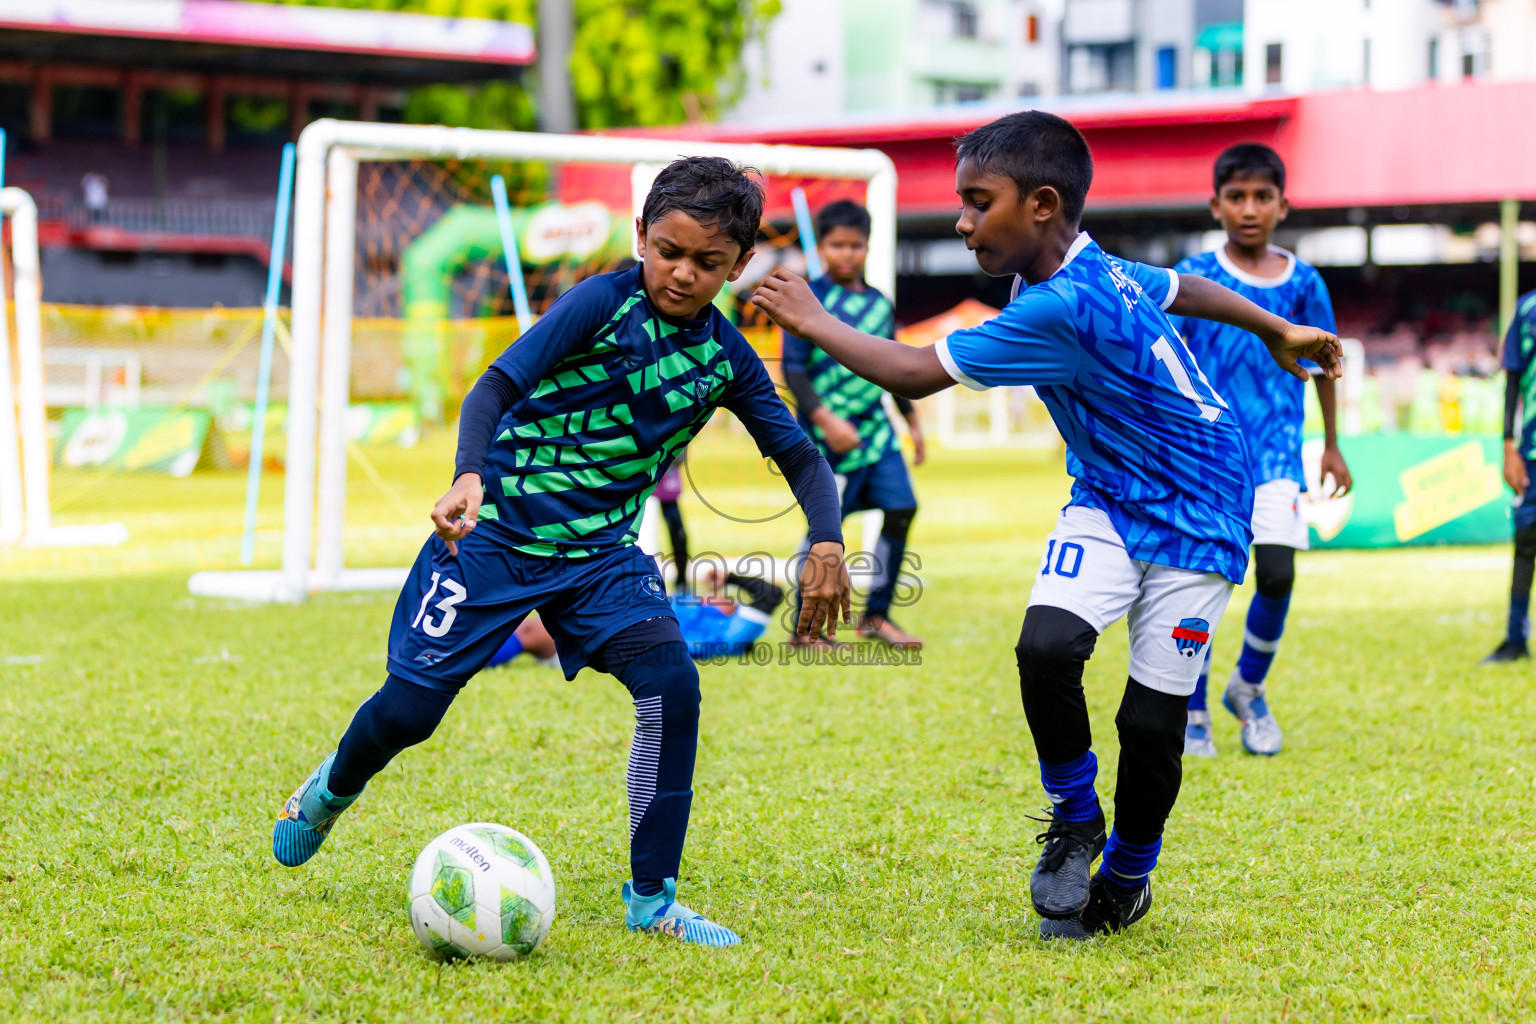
[187,120,896,602]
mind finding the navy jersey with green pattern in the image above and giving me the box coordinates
[480,266,807,557]
[781,277,899,473]
[1503,289,1536,459]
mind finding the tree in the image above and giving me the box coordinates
[266,0,778,129]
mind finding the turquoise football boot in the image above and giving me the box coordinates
[621,878,741,946]
[272,751,361,867]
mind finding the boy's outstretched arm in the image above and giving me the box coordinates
[1170,274,1344,381]
[753,269,953,399]
[1314,375,1353,498]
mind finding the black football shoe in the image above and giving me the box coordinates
[1029,806,1106,919]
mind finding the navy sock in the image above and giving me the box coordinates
[1101,829,1161,890]
[598,632,699,901]
[1510,595,1531,645]
[1236,592,1291,685]
[330,675,456,797]
[1187,649,1211,712]
[866,507,915,618]
[1039,750,1100,823]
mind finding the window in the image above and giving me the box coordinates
[1428,37,1439,79]
[933,81,990,104]
[1266,43,1283,84]
[1156,47,1177,89]
[1026,13,1039,43]
[1363,39,1371,86]
[1066,42,1136,93]
[953,1,978,39]
[53,86,120,141]
[141,88,206,145]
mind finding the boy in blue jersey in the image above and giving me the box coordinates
[271,158,853,947]
[1171,144,1353,758]
[753,111,1341,939]
[1483,288,1536,663]
[782,200,926,649]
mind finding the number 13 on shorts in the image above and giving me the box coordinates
[413,570,468,638]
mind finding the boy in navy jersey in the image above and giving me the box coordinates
[272,158,851,947]
[782,200,925,648]
[1172,143,1352,758]
[1485,288,1536,663]
[754,111,1341,938]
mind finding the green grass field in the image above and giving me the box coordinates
[4,435,1534,1022]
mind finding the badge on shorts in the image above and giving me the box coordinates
[639,575,667,600]
[1171,618,1211,659]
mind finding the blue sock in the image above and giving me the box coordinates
[1039,750,1100,823]
[1101,828,1161,891]
[487,632,525,668]
[1236,592,1291,685]
[1508,594,1530,645]
[1187,649,1211,711]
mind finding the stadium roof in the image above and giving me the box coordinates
[0,0,535,76]
[607,82,1536,218]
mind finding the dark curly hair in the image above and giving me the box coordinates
[640,156,764,257]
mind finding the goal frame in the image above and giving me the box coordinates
[0,186,127,549]
[190,119,898,603]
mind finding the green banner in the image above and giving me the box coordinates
[55,407,211,476]
[1305,435,1510,548]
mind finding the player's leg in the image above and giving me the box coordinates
[707,573,785,656]
[1484,483,1536,663]
[1222,544,1294,754]
[659,500,690,591]
[857,450,923,647]
[1221,479,1306,755]
[486,615,559,669]
[1019,507,1140,920]
[273,531,535,867]
[1044,565,1233,940]
[547,548,738,945]
[1183,648,1217,757]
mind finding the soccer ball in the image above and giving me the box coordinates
[407,822,557,961]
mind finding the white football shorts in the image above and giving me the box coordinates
[1027,506,1235,696]
[1250,478,1309,550]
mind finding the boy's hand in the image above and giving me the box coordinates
[796,541,853,639]
[812,408,862,453]
[907,418,927,466]
[1319,444,1353,498]
[1263,323,1343,381]
[1506,440,1529,498]
[751,268,833,337]
[431,472,483,556]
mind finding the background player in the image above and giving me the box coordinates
[491,569,785,665]
[782,200,926,648]
[752,111,1342,939]
[1483,288,1536,663]
[271,157,853,947]
[653,464,690,591]
[1171,143,1353,758]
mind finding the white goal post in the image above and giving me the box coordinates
[0,186,127,549]
[189,119,897,603]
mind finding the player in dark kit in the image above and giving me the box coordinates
[272,157,853,947]
[1484,288,1536,663]
[782,200,926,648]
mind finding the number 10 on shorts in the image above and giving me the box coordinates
[1041,539,1084,578]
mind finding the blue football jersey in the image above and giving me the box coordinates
[478,265,810,558]
[1169,246,1336,488]
[936,234,1254,583]
[1502,289,1536,460]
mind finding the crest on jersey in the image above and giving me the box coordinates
[1171,618,1211,659]
[639,575,667,600]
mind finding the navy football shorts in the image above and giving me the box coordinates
[386,526,675,691]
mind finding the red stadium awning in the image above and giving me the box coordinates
[602,82,1536,216]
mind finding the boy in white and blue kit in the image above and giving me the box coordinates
[752,111,1341,939]
[1171,143,1353,758]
